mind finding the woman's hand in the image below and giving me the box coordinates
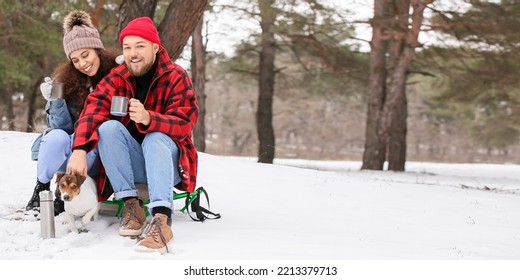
[40,77,55,101]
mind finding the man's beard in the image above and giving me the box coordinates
[127,59,153,77]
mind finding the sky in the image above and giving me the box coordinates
[203,0,370,58]
[0,131,519,279]
[200,0,473,59]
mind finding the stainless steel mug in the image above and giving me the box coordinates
[50,82,64,99]
[110,96,129,116]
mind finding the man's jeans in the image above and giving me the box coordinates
[98,120,181,212]
[37,129,99,183]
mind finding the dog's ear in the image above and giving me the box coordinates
[76,174,86,186]
[56,173,65,184]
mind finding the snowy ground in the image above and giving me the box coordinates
[0,131,519,277]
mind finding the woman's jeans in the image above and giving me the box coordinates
[37,129,99,183]
[97,120,181,213]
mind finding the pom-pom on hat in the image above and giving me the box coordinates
[119,17,161,46]
[62,10,104,59]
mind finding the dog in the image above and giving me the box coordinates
[56,173,99,233]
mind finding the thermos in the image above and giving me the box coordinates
[39,190,55,238]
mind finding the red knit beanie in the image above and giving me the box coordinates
[119,17,161,46]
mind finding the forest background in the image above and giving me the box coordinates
[1,0,519,167]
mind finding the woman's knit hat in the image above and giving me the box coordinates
[62,10,104,59]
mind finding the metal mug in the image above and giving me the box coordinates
[50,82,64,99]
[110,96,129,116]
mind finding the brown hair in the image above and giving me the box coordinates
[52,48,120,114]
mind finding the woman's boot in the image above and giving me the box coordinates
[54,187,65,216]
[25,180,50,211]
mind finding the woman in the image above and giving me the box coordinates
[27,10,121,215]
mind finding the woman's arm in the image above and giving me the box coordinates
[45,99,74,134]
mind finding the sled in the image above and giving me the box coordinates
[99,186,220,221]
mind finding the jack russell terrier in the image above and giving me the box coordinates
[56,173,99,233]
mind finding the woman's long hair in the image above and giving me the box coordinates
[52,48,120,114]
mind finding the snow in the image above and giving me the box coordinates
[0,131,519,278]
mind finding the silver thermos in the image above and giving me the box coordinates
[39,190,55,238]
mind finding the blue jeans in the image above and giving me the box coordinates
[97,120,181,213]
[37,129,99,183]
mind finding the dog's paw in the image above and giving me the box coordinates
[78,227,89,234]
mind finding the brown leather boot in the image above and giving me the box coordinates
[119,198,146,236]
[134,213,174,254]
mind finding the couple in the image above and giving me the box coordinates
[28,11,199,254]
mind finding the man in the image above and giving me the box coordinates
[67,17,199,254]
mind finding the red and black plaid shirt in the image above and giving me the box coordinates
[73,47,199,196]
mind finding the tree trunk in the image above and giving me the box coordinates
[26,77,42,132]
[5,84,15,131]
[257,0,276,164]
[361,0,391,170]
[89,0,107,29]
[158,0,207,61]
[384,61,408,171]
[116,0,157,44]
[28,56,51,133]
[191,15,206,152]
[363,0,432,171]
[381,0,409,171]
[117,0,207,61]
[384,0,432,171]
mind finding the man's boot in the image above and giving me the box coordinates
[134,213,174,254]
[119,198,146,236]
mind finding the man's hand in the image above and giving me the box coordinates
[129,98,151,126]
[67,150,88,177]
